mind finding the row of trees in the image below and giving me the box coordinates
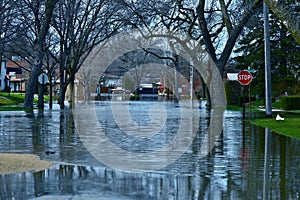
[0,0,299,108]
[1,0,125,108]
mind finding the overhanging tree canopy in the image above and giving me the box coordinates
[264,0,300,45]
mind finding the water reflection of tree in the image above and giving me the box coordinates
[27,109,87,163]
[59,110,81,163]
[31,110,54,154]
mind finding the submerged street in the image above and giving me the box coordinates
[0,101,300,199]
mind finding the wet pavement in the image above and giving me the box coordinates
[0,101,300,200]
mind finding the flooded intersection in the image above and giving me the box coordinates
[0,101,300,199]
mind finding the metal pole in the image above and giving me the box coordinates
[38,74,45,109]
[174,55,179,101]
[190,64,194,100]
[249,84,251,117]
[264,3,272,117]
[243,85,246,121]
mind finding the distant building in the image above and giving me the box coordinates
[5,59,27,92]
[99,74,122,93]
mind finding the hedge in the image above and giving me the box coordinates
[281,96,300,110]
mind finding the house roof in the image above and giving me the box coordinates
[6,61,26,68]
[6,60,28,77]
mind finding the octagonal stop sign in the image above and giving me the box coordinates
[238,70,252,85]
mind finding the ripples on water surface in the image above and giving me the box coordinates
[0,101,300,199]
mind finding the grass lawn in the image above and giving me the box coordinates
[0,93,28,111]
[0,93,25,106]
[0,92,55,111]
[252,117,300,140]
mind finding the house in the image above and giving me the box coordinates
[5,59,27,92]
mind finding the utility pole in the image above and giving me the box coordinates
[264,3,272,118]
[190,62,194,100]
[174,55,179,101]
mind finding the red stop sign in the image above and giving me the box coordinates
[238,70,252,85]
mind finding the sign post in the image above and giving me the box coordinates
[238,70,253,120]
[38,73,49,109]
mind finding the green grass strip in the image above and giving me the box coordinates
[252,117,300,140]
[0,93,25,105]
[0,107,33,111]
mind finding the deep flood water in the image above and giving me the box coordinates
[0,101,300,200]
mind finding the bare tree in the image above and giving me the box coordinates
[19,0,59,108]
[122,0,262,74]
[51,0,124,109]
[0,1,13,57]
[0,1,30,70]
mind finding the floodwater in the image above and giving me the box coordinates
[0,101,300,200]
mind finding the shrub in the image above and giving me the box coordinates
[281,96,300,110]
[130,94,139,100]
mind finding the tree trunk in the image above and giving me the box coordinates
[68,76,75,109]
[201,77,206,99]
[23,0,59,108]
[59,56,67,109]
[218,0,262,74]
[59,84,66,109]
[197,0,262,75]
[38,82,44,109]
[85,84,91,102]
[49,73,53,109]
[24,47,43,108]
[196,1,217,62]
